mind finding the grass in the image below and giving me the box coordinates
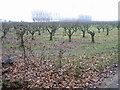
[2,43,51,50]
[3,28,118,72]
[2,26,118,89]
[2,44,19,48]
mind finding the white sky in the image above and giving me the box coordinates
[0,0,119,22]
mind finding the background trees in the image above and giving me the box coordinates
[1,21,117,44]
[32,10,52,22]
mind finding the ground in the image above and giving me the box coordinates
[1,26,118,88]
[91,64,119,88]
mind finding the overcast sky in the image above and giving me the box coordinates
[0,0,119,22]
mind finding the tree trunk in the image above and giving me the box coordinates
[106,28,109,35]
[68,35,72,42]
[3,32,7,38]
[20,36,24,47]
[31,34,34,40]
[91,36,95,43]
[50,33,53,41]
[82,31,85,37]
[58,51,62,68]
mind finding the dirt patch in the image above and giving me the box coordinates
[90,63,119,88]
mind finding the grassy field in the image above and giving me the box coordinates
[2,26,118,88]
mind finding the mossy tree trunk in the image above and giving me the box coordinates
[106,28,109,35]
[88,30,95,43]
[68,35,72,42]
[82,30,86,37]
[64,25,77,42]
[50,33,53,41]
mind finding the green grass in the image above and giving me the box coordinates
[3,43,52,51]
[3,44,19,48]
[3,28,118,72]
[2,26,118,89]
[45,35,81,39]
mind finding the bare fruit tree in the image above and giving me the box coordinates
[104,24,114,35]
[13,23,27,47]
[78,23,91,38]
[62,22,77,42]
[45,22,59,41]
[88,30,95,43]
